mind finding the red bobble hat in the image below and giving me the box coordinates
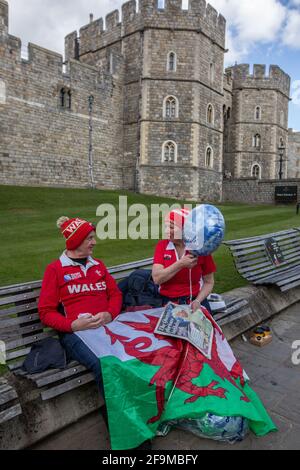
[57,217,96,250]
[165,208,191,228]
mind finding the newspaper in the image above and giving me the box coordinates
[154,302,214,359]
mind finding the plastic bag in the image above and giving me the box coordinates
[157,413,249,444]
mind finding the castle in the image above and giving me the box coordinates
[0,0,291,202]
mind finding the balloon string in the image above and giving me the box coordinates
[189,268,193,303]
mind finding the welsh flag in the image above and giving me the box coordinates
[76,308,276,450]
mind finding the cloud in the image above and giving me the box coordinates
[4,0,299,63]
[209,0,287,64]
[291,81,300,105]
[7,0,123,54]
[282,9,300,49]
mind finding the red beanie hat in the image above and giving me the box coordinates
[57,216,95,250]
[165,208,190,228]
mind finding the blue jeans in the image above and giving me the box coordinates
[60,333,105,398]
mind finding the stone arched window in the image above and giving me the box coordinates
[207,104,214,124]
[251,164,261,179]
[279,137,284,148]
[167,52,177,72]
[280,111,285,127]
[163,96,179,119]
[162,141,177,163]
[209,63,215,82]
[253,134,261,148]
[205,146,213,168]
[60,87,72,109]
[255,106,261,120]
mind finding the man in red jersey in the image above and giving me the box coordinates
[38,216,122,393]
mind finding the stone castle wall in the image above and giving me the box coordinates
[0,0,125,190]
[288,129,300,179]
[223,178,300,204]
[64,0,227,200]
[0,0,293,203]
[224,64,290,180]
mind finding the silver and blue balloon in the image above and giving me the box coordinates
[183,204,225,256]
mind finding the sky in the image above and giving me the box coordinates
[5,0,300,130]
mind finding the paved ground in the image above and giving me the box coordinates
[31,303,300,451]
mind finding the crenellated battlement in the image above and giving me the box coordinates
[66,0,226,60]
[0,0,8,34]
[0,0,124,81]
[226,64,291,97]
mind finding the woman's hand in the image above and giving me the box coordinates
[191,299,202,312]
[71,312,112,332]
[178,254,198,269]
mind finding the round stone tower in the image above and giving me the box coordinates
[66,0,227,201]
[224,64,291,180]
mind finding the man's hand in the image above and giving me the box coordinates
[71,312,112,332]
[95,312,113,326]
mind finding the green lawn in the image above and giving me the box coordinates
[0,185,299,294]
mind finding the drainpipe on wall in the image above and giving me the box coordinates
[88,95,95,189]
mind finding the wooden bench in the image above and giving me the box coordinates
[224,228,300,292]
[0,377,22,424]
[0,258,153,421]
[0,256,250,425]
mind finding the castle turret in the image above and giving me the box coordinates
[224,64,291,180]
[65,0,227,200]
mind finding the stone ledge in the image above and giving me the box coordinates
[222,284,300,340]
[0,374,103,450]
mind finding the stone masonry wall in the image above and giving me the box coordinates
[0,0,125,190]
[288,129,300,178]
[223,178,300,204]
[224,64,290,180]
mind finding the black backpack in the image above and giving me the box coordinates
[118,269,163,309]
[22,337,67,374]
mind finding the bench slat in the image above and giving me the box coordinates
[237,252,300,276]
[6,347,31,362]
[224,228,297,245]
[0,313,40,329]
[0,281,42,296]
[240,257,300,279]
[41,372,95,401]
[0,290,41,307]
[20,360,79,381]
[234,246,300,270]
[108,258,153,274]
[0,388,18,405]
[281,279,300,291]
[248,262,300,283]
[5,331,57,352]
[218,308,253,326]
[276,271,300,287]
[35,365,88,388]
[226,235,300,252]
[8,359,28,371]
[0,302,38,318]
[0,404,22,424]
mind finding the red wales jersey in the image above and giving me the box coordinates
[153,240,216,298]
[38,253,123,333]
